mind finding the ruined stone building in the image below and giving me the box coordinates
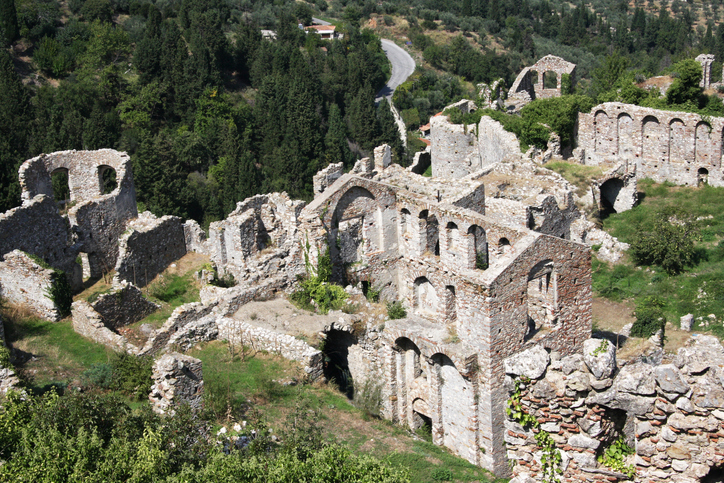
[506,55,576,111]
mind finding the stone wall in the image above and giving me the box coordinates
[115,212,187,287]
[149,352,203,415]
[507,55,576,110]
[478,117,521,168]
[140,302,217,356]
[506,335,724,482]
[208,193,305,282]
[0,250,62,321]
[71,300,140,354]
[578,102,724,187]
[0,195,82,290]
[430,114,480,179]
[217,317,324,380]
[89,281,159,329]
[313,162,344,195]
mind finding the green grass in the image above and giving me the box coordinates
[1,310,115,388]
[594,179,724,334]
[129,272,201,331]
[545,161,604,196]
[385,441,499,483]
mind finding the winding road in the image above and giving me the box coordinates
[312,18,416,102]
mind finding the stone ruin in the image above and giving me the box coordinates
[507,55,577,112]
[506,335,724,482]
[149,352,203,415]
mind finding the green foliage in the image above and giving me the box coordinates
[0,0,19,47]
[598,437,635,478]
[386,301,407,320]
[475,252,488,270]
[364,284,381,303]
[292,277,348,314]
[107,352,153,400]
[431,467,453,482]
[149,274,193,303]
[0,344,12,369]
[666,59,703,107]
[629,209,701,275]
[631,296,666,339]
[47,269,72,318]
[590,339,608,357]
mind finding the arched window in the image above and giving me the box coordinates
[446,222,458,250]
[51,168,70,209]
[414,276,438,316]
[98,165,117,195]
[468,225,487,270]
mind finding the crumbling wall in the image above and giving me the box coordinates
[478,117,521,168]
[141,303,217,356]
[0,195,81,290]
[578,102,724,187]
[313,162,344,195]
[71,300,140,354]
[506,335,724,482]
[0,250,65,321]
[594,163,638,214]
[19,150,138,279]
[90,282,159,329]
[217,317,324,380]
[208,193,305,282]
[430,115,480,179]
[506,56,576,110]
[115,212,187,287]
[149,352,203,415]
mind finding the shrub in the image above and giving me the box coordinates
[629,210,700,275]
[0,344,12,369]
[631,296,666,338]
[109,353,153,400]
[386,301,407,319]
[291,277,347,314]
[81,363,114,389]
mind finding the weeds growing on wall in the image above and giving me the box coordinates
[386,301,407,320]
[24,252,72,318]
[598,437,635,478]
[291,247,348,314]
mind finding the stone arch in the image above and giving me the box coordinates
[322,329,357,398]
[642,115,664,168]
[617,113,635,160]
[468,225,488,270]
[446,221,459,250]
[669,118,688,164]
[695,121,714,168]
[526,259,557,341]
[444,285,456,321]
[498,237,511,256]
[431,353,476,460]
[419,210,439,256]
[594,110,611,154]
[698,167,709,186]
[414,276,438,316]
[98,165,117,195]
[400,208,412,235]
[395,337,431,429]
[50,167,70,208]
[542,70,558,89]
[332,186,381,263]
[599,178,624,215]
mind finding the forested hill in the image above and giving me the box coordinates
[0,0,402,226]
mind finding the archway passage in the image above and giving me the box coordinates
[698,167,709,186]
[322,330,357,399]
[51,168,70,209]
[599,178,624,218]
[526,259,556,341]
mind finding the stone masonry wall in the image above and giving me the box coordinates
[579,102,724,187]
[506,335,724,482]
[115,212,187,287]
[313,162,344,195]
[478,116,522,168]
[0,195,82,290]
[149,352,203,415]
[430,115,480,179]
[71,300,140,354]
[0,250,61,321]
[90,281,159,329]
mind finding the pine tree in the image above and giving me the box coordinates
[0,50,30,211]
[0,0,18,47]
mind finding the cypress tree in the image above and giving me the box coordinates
[0,50,30,211]
[0,0,18,47]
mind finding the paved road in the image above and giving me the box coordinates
[312,19,416,102]
[376,39,416,102]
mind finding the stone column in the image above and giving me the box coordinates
[696,54,715,89]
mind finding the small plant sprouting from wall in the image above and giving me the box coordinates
[386,301,407,320]
[598,437,635,478]
[475,252,488,271]
[25,252,72,318]
[506,377,562,483]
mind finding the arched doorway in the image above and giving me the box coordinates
[599,178,624,217]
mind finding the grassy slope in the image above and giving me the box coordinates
[594,179,724,336]
[193,341,499,483]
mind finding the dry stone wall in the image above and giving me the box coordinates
[149,352,203,415]
[115,212,187,287]
[0,250,63,321]
[89,281,159,329]
[506,335,724,482]
[71,300,140,354]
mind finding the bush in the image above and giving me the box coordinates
[631,296,666,338]
[109,353,153,400]
[386,301,407,319]
[81,363,114,389]
[629,210,700,275]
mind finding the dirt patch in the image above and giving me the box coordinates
[592,297,635,333]
[233,298,339,341]
[160,252,210,278]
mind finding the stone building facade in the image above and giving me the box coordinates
[578,102,724,187]
[507,55,576,111]
[298,161,592,475]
